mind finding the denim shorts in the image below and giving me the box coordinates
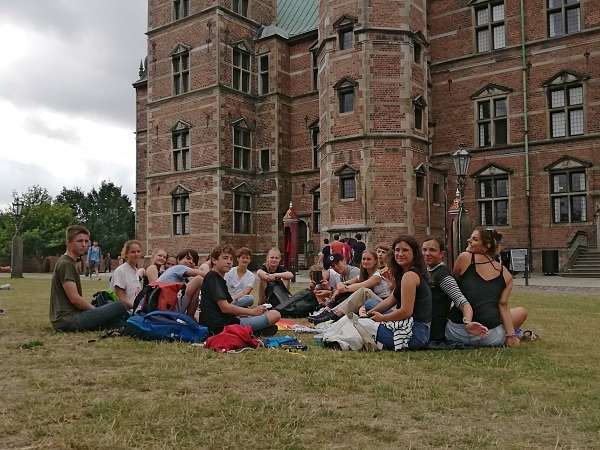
[239,314,270,332]
[376,320,430,350]
[445,320,505,347]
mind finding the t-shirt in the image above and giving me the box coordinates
[199,271,240,334]
[88,245,101,262]
[352,241,366,265]
[49,254,82,327]
[260,264,287,274]
[392,269,432,323]
[110,262,141,305]
[158,264,190,283]
[224,267,256,297]
[327,265,360,290]
[371,271,391,299]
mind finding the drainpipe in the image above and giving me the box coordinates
[520,0,532,285]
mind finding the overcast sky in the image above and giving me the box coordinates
[0,0,148,208]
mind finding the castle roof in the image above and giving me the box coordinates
[276,0,318,37]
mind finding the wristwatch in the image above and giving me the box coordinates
[462,317,471,325]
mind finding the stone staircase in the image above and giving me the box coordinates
[561,248,600,278]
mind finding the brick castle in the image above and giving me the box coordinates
[134,0,600,271]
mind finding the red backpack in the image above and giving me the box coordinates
[204,325,261,352]
[132,281,186,314]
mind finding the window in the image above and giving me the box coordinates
[173,0,189,20]
[416,173,425,198]
[477,175,509,226]
[549,84,584,137]
[259,54,269,95]
[172,192,190,235]
[233,0,249,17]
[415,104,423,130]
[260,149,270,171]
[234,193,251,234]
[311,126,320,169]
[172,51,190,95]
[475,2,505,52]
[339,89,354,113]
[477,97,507,147]
[172,128,190,171]
[312,51,319,90]
[432,183,441,204]
[414,43,422,64]
[341,176,356,199]
[233,125,251,170]
[339,28,353,50]
[233,48,251,93]
[313,191,320,233]
[551,170,586,223]
[548,0,580,37]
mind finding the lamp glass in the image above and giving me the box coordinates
[452,148,471,177]
[13,199,23,217]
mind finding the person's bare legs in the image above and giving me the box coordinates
[182,275,203,318]
[511,306,528,329]
[255,277,267,305]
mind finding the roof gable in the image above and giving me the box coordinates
[171,119,192,132]
[471,163,513,177]
[333,15,358,29]
[543,70,590,87]
[334,164,358,176]
[334,76,358,90]
[171,184,191,195]
[170,43,191,55]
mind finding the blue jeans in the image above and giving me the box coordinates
[376,320,430,350]
[233,295,254,308]
[54,302,129,332]
[239,314,270,331]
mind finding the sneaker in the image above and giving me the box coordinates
[309,310,340,325]
[255,325,278,337]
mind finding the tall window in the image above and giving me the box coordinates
[172,128,190,171]
[415,104,423,130]
[416,173,425,198]
[172,51,190,95]
[311,126,320,169]
[414,42,422,64]
[549,84,584,137]
[233,48,250,93]
[478,97,507,147]
[551,170,586,223]
[233,0,249,17]
[475,2,505,52]
[339,89,354,113]
[341,176,356,199]
[312,51,319,90]
[260,149,270,171]
[548,0,580,37]
[259,55,269,95]
[234,193,251,234]
[172,192,190,235]
[173,0,189,20]
[233,125,251,170]
[339,27,353,50]
[478,175,509,226]
[313,191,321,233]
[432,183,441,204]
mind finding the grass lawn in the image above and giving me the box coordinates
[1,278,599,449]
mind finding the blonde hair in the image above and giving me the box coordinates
[266,247,281,259]
[121,240,142,260]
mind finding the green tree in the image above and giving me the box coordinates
[55,187,88,223]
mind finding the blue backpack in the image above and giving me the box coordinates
[125,311,208,344]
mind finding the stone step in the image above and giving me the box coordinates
[560,272,600,278]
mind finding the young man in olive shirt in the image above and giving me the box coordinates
[199,245,280,335]
[50,225,128,331]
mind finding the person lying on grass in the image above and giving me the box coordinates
[199,245,280,335]
[50,225,129,332]
[357,235,433,350]
[421,237,487,343]
[446,228,528,348]
[158,249,207,317]
[110,240,144,309]
[255,248,294,305]
[309,249,393,324]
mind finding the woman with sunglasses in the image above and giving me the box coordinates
[446,228,528,348]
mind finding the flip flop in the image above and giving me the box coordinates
[520,330,539,341]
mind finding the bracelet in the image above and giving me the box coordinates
[505,333,517,338]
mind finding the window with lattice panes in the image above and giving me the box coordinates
[172,193,190,235]
[234,193,252,234]
[313,191,320,233]
[549,84,584,138]
[339,28,353,50]
[259,54,269,95]
[232,0,248,17]
[311,126,320,169]
[173,0,189,20]
[548,0,580,37]
[172,51,190,95]
[233,48,251,93]
[477,175,509,226]
[475,2,505,53]
[550,170,586,223]
[340,175,356,199]
[477,97,507,147]
[233,126,251,170]
[172,128,190,171]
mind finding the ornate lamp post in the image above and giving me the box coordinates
[452,145,471,256]
[11,198,24,279]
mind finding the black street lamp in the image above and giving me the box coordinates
[11,198,24,279]
[452,145,471,255]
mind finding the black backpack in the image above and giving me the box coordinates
[275,289,320,318]
[265,280,291,307]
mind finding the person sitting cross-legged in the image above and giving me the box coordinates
[224,247,256,308]
[255,248,294,305]
[199,245,280,335]
[50,225,129,332]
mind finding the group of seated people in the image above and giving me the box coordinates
[50,224,528,349]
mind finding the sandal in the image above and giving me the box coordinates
[520,330,539,341]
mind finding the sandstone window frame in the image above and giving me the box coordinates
[548,0,580,38]
[171,120,192,172]
[471,0,506,53]
[232,0,249,17]
[171,185,191,236]
[232,119,252,171]
[171,44,191,96]
[543,70,588,139]
[232,44,251,94]
[173,0,190,21]
[258,54,269,95]
[334,77,358,114]
[472,165,511,227]
[545,157,590,224]
[333,15,357,51]
[335,164,358,201]
[232,184,253,235]
[471,83,512,148]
